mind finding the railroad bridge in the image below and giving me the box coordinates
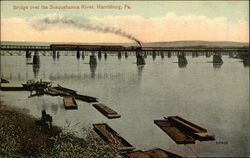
[0,44,248,57]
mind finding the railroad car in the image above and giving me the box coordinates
[50,44,125,51]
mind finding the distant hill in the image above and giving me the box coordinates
[1,40,249,48]
[141,41,249,48]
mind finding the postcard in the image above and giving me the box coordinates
[0,1,249,157]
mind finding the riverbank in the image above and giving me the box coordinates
[0,102,122,158]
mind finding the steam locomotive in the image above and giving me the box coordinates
[50,44,141,51]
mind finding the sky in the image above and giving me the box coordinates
[1,1,249,43]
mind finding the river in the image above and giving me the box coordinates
[0,53,249,157]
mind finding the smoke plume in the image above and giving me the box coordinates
[33,15,142,46]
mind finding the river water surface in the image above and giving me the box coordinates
[0,53,249,157]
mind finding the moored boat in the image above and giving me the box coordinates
[63,96,78,110]
[93,103,121,119]
[93,123,135,152]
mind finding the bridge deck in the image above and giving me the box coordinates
[1,45,248,52]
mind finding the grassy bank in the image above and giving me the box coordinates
[0,102,123,158]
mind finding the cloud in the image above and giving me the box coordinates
[1,12,249,43]
[32,13,142,46]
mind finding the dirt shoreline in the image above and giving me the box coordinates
[0,102,122,158]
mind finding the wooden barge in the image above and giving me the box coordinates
[54,85,77,95]
[1,80,98,104]
[74,94,98,103]
[44,87,70,96]
[154,119,195,144]
[22,80,51,90]
[165,116,215,141]
[93,123,135,152]
[54,85,98,103]
[0,78,9,83]
[63,96,78,110]
[93,103,121,119]
[125,148,182,158]
[154,116,215,144]
[125,150,151,158]
[0,86,26,91]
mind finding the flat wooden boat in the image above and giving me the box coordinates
[93,103,121,119]
[53,85,98,103]
[54,85,77,95]
[144,148,182,158]
[63,96,77,110]
[93,123,135,152]
[45,87,70,96]
[0,78,9,83]
[154,119,195,144]
[74,94,98,103]
[125,148,182,158]
[166,116,215,141]
[125,150,151,158]
[0,86,26,91]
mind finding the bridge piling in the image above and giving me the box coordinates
[33,52,40,65]
[98,51,102,60]
[56,51,60,59]
[26,50,31,58]
[52,50,56,57]
[136,49,145,65]
[144,52,147,58]
[229,52,233,58]
[76,50,80,59]
[125,52,128,58]
[118,52,122,60]
[161,52,164,59]
[213,54,223,64]
[177,53,188,68]
[89,52,97,65]
[152,51,156,60]
[167,52,171,58]
[205,52,210,57]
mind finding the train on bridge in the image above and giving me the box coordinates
[50,44,138,51]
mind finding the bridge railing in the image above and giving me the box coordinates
[0,45,50,49]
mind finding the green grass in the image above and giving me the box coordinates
[0,102,123,158]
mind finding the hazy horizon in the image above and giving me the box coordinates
[2,40,249,44]
[1,1,249,43]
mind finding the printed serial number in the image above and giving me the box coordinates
[216,141,228,145]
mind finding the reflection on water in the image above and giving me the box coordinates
[243,61,250,67]
[51,103,59,114]
[161,52,164,60]
[242,56,250,67]
[0,55,249,157]
[98,52,102,61]
[152,52,156,60]
[118,53,122,60]
[104,53,107,60]
[178,55,188,68]
[178,62,187,68]
[137,65,144,80]
[33,64,40,78]
[89,64,97,78]
[167,52,171,58]
[53,55,56,61]
[125,52,128,59]
[213,63,223,69]
[57,53,60,60]
[192,52,199,58]
[82,53,85,60]
[26,57,32,64]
